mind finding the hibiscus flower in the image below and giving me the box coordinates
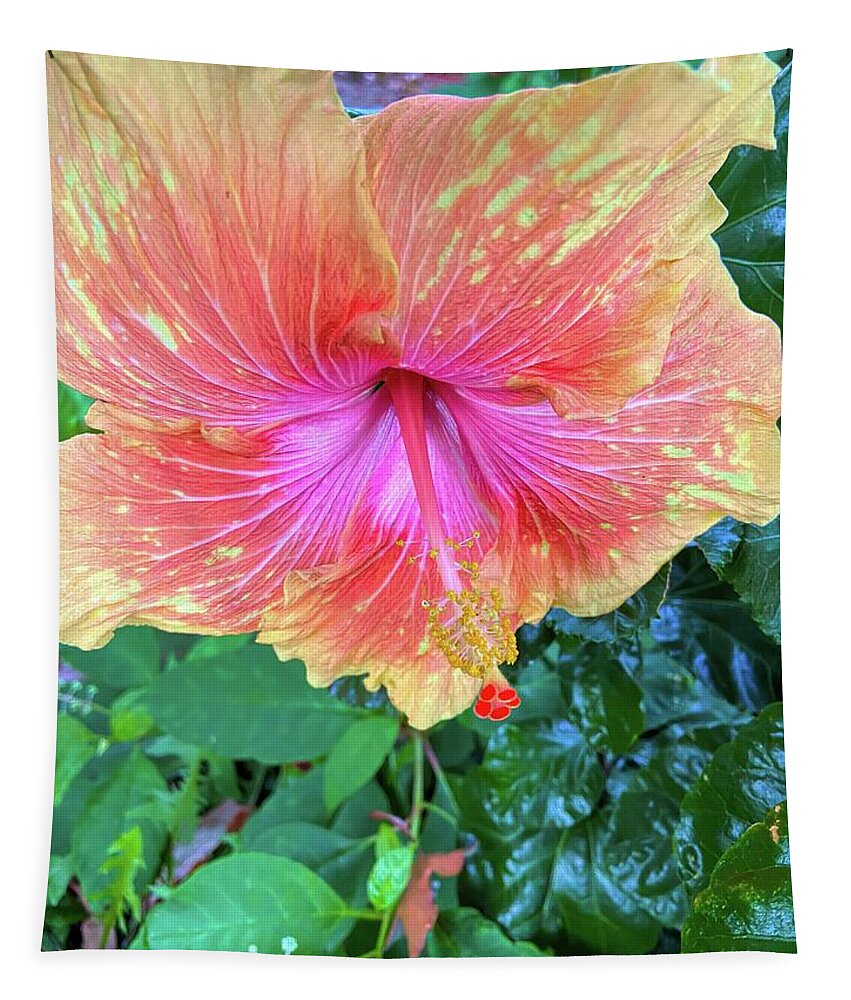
[49,52,781,729]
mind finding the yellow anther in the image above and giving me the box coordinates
[425,585,518,680]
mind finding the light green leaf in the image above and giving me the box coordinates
[109,689,154,742]
[92,825,145,938]
[143,645,366,764]
[58,380,94,441]
[324,715,399,813]
[138,853,353,954]
[367,845,415,912]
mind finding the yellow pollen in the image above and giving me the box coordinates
[420,538,518,680]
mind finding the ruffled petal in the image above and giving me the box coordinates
[60,393,398,649]
[358,54,777,417]
[48,52,398,427]
[258,551,483,730]
[446,242,781,620]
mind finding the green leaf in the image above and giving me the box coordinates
[183,633,254,662]
[634,635,747,732]
[546,565,670,644]
[721,518,780,643]
[244,821,362,868]
[143,645,365,764]
[138,853,353,954]
[61,627,163,692]
[549,812,662,954]
[695,518,744,574]
[675,703,786,896]
[564,645,644,754]
[457,721,603,938]
[651,564,781,711]
[367,844,415,911]
[426,908,546,957]
[608,741,713,927]
[331,779,391,839]
[241,768,328,840]
[92,825,145,939]
[683,801,795,953]
[57,380,94,441]
[54,714,99,806]
[712,62,790,326]
[243,820,372,903]
[109,689,154,742]
[47,855,74,907]
[324,715,399,812]
[62,747,171,904]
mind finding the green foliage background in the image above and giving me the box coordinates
[46,52,792,957]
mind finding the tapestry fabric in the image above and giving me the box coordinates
[46,50,793,957]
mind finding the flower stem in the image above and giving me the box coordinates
[368,729,428,959]
[409,730,425,841]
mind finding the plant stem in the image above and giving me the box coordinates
[369,729,427,959]
[409,730,425,841]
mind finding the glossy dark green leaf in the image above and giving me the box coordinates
[138,853,352,954]
[608,742,713,927]
[143,646,365,764]
[712,62,790,326]
[695,518,744,574]
[564,645,644,754]
[457,721,603,938]
[61,626,163,692]
[54,714,99,806]
[675,703,786,896]
[324,714,399,812]
[683,801,795,952]
[722,518,781,643]
[546,565,670,644]
[634,636,747,732]
[426,908,546,957]
[651,584,781,711]
[550,812,662,954]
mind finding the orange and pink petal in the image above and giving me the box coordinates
[454,241,781,621]
[60,394,399,649]
[48,52,399,428]
[358,54,777,417]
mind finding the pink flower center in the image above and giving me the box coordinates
[386,369,519,697]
